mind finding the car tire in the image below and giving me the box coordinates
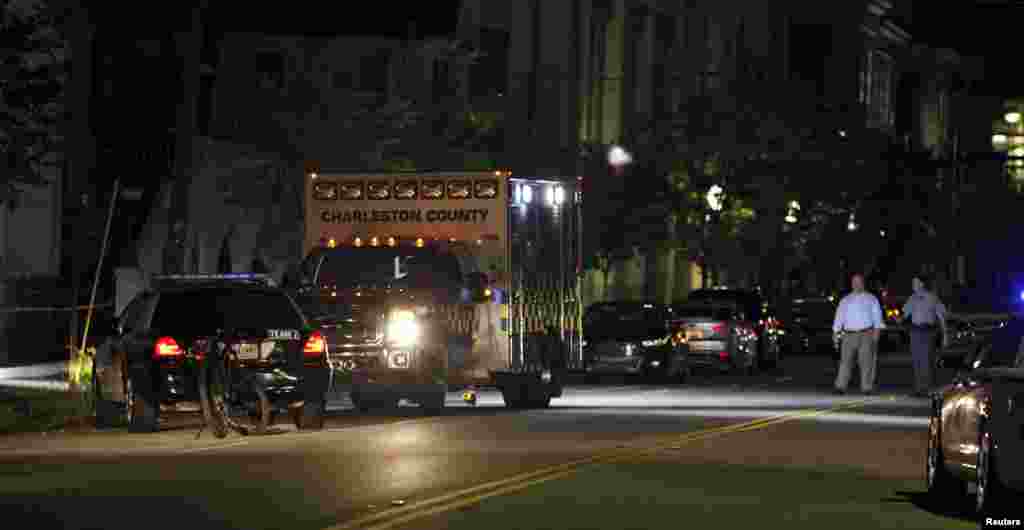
[976,422,1010,519]
[530,396,552,408]
[296,399,326,430]
[501,385,528,409]
[421,393,445,416]
[759,345,779,371]
[673,361,690,384]
[350,392,372,413]
[926,415,966,502]
[126,363,159,433]
[198,358,231,439]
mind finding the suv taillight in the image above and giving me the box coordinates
[154,337,182,359]
[303,331,325,358]
[710,323,726,338]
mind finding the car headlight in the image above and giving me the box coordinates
[388,351,410,368]
[642,336,669,348]
[386,310,420,347]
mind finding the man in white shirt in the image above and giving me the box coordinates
[832,273,885,395]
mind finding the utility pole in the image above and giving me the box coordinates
[163,1,205,274]
[64,1,95,358]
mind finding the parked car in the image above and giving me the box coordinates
[782,296,837,356]
[927,315,1024,519]
[94,274,331,432]
[670,302,759,375]
[937,315,1011,369]
[684,289,782,369]
[582,301,688,382]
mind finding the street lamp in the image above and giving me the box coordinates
[785,200,800,224]
[608,145,633,166]
[1006,112,1021,125]
[847,212,858,232]
[706,184,724,212]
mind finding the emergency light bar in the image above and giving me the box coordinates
[319,235,500,249]
[152,273,277,287]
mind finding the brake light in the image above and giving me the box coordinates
[303,331,326,357]
[191,339,209,360]
[154,337,182,359]
[711,323,726,336]
[719,351,730,361]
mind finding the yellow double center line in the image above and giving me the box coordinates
[326,398,874,530]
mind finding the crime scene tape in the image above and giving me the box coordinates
[0,302,114,314]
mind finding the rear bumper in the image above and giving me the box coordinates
[583,345,677,375]
[153,363,330,407]
[686,352,732,371]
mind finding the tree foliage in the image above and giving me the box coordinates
[349,40,496,171]
[1,0,66,208]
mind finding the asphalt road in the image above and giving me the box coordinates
[0,350,977,530]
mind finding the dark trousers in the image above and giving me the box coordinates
[909,326,936,392]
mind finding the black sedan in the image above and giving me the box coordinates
[927,315,1024,520]
[94,274,331,432]
[582,302,688,383]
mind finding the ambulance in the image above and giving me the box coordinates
[292,170,583,412]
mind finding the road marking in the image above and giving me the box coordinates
[324,399,872,530]
[179,441,249,453]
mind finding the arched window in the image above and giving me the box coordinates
[217,230,233,273]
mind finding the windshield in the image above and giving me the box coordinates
[316,248,462,288]
[687,290,761,320]
[973,319,1024,369]
[584,304,669,340]
[151,289,306,335]
[671,305,735,320]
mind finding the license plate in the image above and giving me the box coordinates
[237,343,260,360]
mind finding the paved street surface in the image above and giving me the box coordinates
[0,351,985,529]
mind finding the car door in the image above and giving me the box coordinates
[943,373,980,471]
[990,351,1024,489]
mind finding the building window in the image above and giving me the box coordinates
[432,58,449,103]
[858,51,870,104]
[471,27,510,99]
[867,49,893,128]
[255,51,285,91]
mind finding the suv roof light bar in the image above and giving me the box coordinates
[152,273,276,286]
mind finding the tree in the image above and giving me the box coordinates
[299,39,490,173]
[1,0,67,209]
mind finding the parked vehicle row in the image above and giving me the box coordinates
[581,289,785,382]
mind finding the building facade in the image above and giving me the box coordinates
[208,31,470,171]
[457,0,962,304]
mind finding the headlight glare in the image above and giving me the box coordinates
[642,336,669,348]
[387,318,419,346]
